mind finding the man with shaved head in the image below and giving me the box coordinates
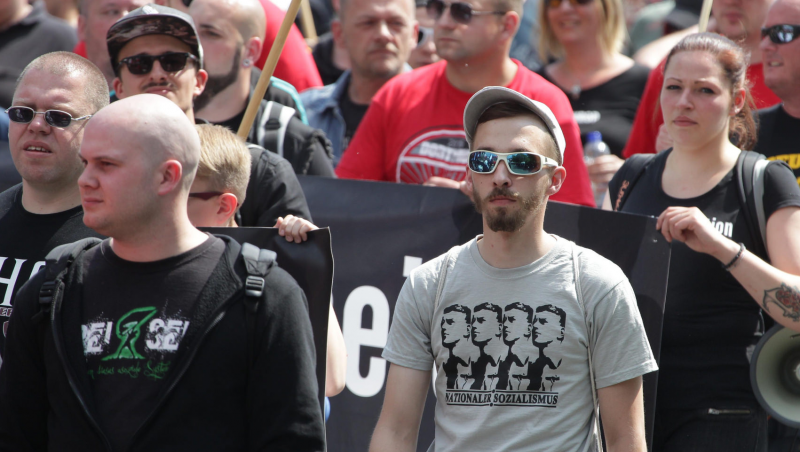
[189,0,334,177]
[0,94,325,450]
[0,52,106,363]
[108,3,320,227]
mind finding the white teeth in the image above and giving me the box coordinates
[26,146,49,152]
[769,61,782,66]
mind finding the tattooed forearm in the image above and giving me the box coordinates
[763,283,800,322]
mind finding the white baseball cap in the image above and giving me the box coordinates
[463,86,566,161]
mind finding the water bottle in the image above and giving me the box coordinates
[583,131,610,208]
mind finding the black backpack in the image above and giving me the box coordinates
[612,150,772,261]
[33,239,276,366]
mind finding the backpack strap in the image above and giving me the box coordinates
[735,151,769,261]
[612,153,657,211]
[753,159,770,256]
[33,238,102,324]
[430,246,459,338]
[240,242,277,368]
[571,242,603,452]
[270,76,309,125]
[258,101,296,158]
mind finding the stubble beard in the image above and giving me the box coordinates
[472,185,546,233]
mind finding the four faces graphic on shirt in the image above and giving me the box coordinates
[441,301,566,393]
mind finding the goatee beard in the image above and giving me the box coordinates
[472,185,545,232]
[194,47,241,112]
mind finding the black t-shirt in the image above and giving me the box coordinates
[755,104,800,187]
[537,64,649,157]
[0,3,78,109]
[0,184,101,358]
[338,82,369,152]
[80,236,225,452]
[609,150,800,410]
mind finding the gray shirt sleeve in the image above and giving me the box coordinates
[381,259,441,371]
[581,254,658,389]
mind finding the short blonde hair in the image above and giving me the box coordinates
[194,124,252,205]
[538,0,627,61]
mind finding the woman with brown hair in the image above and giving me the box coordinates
[607,32,800,451]
[537,0,649,204]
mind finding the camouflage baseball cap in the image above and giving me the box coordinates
[107,4,203,71]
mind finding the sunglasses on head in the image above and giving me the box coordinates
[761,24,800,44]
[468,150,558,176]
[117,52,198,76]
[188,192,224,200]
[5,106,92,128]
[546,0,595,8]
[426,0,505,24]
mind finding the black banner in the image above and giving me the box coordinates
[200,227,333,417]
[298,176,671,452]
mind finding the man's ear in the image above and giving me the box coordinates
[77,13,87,42]
[546,166,566,197]
[245,37,263,68]
[112,77,125,99]
[331,19,344,47]
[464,167,475,193]
[194,69,209,98]
[157,160,184,196]
[501,11,520,40]
[217,193,239,224]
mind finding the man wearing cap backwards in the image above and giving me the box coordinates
[107,3,313,226]
[0,94,325,451]
[371,87,657,452]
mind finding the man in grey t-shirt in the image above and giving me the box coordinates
[369,87,658,452]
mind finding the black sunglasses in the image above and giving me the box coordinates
[546,0,595,8]
[761,24,800,44]
[188,191,224,200]
[426,0,505,24]
[118,52,198,76]
[181,0,193,6]
[468,150,558,176]
[5,106,92,128]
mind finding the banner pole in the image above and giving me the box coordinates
[698,0,714,32]
[237,0,303,140]
[300,0,318,47]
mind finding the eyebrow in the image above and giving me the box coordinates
[198,23,224,32]
[665,77,717,84]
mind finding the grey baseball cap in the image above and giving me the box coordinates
[107,4,203,70]
[463,86,566,161]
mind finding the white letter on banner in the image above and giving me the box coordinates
[343,286,390,397]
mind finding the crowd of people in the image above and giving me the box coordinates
[0,0,800,450]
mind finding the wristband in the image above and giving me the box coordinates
[722,242,745,271]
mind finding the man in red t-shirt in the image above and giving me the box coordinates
[623,0,779,158]
[335,0,594,207]
[75,0,322,92]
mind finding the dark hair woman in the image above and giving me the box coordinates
[606,32,800,452]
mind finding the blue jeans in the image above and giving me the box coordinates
[653,406,767,452]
